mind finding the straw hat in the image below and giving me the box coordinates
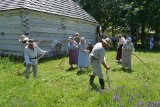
[19,35,29,42]
[102,38,112,47]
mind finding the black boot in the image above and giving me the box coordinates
[99,79,105,90]
[89,75,95,85]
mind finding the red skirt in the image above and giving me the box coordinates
[116,44,123,60]
[69,50,78,64]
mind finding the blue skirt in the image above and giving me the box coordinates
[78,51,89,68]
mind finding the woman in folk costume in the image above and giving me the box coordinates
[24,39,47,79]
[116,34,126,63]
[122,37,135,69]
[67,36,78,69]
[78,37,89,71]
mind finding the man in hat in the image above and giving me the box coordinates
[19,35,41,75]
[19,34,41,48]
[89,38,111,90]
[24,39,47,79]
[74,32,81,44]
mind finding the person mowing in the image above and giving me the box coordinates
[89,38,111,91]
[24,39,47,79]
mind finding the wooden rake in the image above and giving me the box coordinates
[132,53,151,69]
[55,52,68,69]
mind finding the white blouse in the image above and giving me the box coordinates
[24,45,46,65]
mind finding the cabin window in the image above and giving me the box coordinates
[1,32,4,36]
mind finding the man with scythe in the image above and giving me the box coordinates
[89,38,111,91]
[18,35,41,75]
[24,39,47,79]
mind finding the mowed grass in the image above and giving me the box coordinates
[0,48,160,107]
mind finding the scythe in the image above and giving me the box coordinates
[17,51,49,75]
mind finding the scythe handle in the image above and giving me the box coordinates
[37,50,49,61]
[132,53,151,69]
[56,51,68,67]
[106,70,111,89]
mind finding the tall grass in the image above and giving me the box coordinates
[0,48,160,107]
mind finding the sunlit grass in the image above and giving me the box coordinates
[0,48,160,107]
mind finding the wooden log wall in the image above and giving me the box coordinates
[0,9,98,56]
[0,10,24,56]
[29,11,97,56]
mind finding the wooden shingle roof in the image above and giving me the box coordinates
[0,0,98,23]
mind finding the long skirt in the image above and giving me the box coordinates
[78,51,89,68]
[69,50,78,65]
[122,50,131,68]
[116,44,123,60]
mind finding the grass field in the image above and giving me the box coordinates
[0,48,160,107]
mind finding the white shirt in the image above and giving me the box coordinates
[90,42,105,63]
[118,37,126,46]
[24,45,46,65]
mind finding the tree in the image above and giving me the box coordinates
[73,0,160,44]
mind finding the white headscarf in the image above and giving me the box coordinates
[126,37,132,42]
[118,37,126,45]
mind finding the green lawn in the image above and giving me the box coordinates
[0,48,160,107]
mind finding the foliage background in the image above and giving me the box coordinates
[73,0,160,43]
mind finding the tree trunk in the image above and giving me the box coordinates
[141,24,145,45]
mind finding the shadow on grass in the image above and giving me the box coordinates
[0,54,23,63]
[112,67,134,73]
[90,84,99,92]
[17,71,26,77]
[122,67,134,73]
[76,69,91,75]
[0,54,68,64]
[65,67,77,72]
